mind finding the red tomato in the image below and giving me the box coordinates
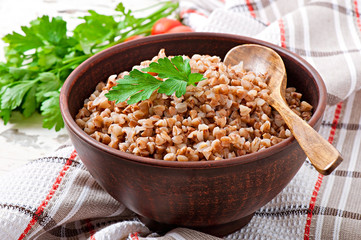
[124,35,145,42]
[166,25,194,33]
[151,18,183,35]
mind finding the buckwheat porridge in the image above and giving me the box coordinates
[75,49,313,161]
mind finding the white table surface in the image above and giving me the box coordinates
[0,0,159,175]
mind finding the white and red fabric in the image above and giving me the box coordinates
[2,0,361,239]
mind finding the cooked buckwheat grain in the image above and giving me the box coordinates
[75,49,313,161]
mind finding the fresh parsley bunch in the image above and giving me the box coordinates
[106,56,206,104]
[0,1,178,131]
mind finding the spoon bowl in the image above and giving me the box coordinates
[224,44,342,175]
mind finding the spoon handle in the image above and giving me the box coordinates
[270,95,343,175]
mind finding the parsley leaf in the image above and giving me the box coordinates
[115,3,137,29]
[0,109,11,125]
[106,56,206,104]
[3,16,68,54]
[40,91,64,131]
[106,69,163,104]
[73,10,118,54]
[158,79,187,98]
[30,16,68,45]
[35,72,61,103]
[142,56,190,81]
[22,86,37,117]
[1,80,37,110]
[187,71,206,86]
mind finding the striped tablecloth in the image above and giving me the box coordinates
[1,0,361,239]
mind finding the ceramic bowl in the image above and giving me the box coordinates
[60,32,327,236]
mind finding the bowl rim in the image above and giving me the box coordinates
[60,32,327,169]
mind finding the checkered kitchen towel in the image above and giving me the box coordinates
[1,0,361,239]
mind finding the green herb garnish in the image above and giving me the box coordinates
[105,56,206,104]
[0,1,178,131]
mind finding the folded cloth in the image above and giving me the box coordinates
[1,0,361,239]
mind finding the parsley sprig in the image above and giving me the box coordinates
[105,56,206,104]
[0,1,178,131]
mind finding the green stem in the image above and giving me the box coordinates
[52,54,90,76]
[62,54,91,65]
[97,2,179,52]
[141,1,178,20]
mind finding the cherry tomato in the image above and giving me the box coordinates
[166,25,194,33]
[124,35,145,42]
[151,18,182,35]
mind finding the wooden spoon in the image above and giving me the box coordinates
[224,44,342,175]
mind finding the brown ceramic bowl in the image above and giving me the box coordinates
[60,33,326,237]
